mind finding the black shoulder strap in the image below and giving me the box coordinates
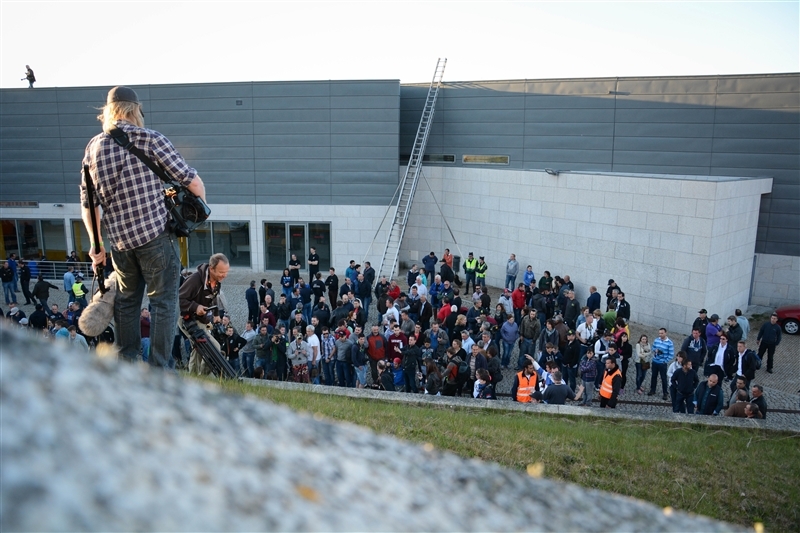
[107,127,176,186]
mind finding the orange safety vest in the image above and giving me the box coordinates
[599,367,622,399]
[515,371,537,403]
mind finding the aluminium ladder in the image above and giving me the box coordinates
[376,58,446,281]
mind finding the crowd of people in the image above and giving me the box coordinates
[170,250,776,419]
[1,241,781,420]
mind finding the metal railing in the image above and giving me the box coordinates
[25,260,100,282]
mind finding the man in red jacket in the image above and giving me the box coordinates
[366,325,386,383]
[511,283,526,323]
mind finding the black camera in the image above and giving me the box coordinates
[164,185,211,238]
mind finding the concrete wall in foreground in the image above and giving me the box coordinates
[401,167,772,333]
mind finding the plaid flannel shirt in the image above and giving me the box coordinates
[81,120,197,251]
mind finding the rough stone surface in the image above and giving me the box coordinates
[0,327,745,532]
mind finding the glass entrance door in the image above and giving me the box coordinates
[265,222,287,271]
[288,224,306,272]
[264,222,330,272]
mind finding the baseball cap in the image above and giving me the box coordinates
[107,86,140,105]
[393,357,401,365]
[698,309,707,314]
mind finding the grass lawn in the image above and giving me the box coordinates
[197,378,800,532]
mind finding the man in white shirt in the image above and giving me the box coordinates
[413,276,427,297]
[305,325,320,381]
[460,329,475,354]
[575,314,597,356]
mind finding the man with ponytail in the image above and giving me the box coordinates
[80,86,206,369]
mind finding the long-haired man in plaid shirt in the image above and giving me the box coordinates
[81,86,206,368]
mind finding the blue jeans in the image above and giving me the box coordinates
[141,337,150,362]
[322,359,336,385]
[502,341,514,367]
[241,351,255,378]
[3,281,16,304]
[635,362,648,390]
[335,360,352,387]
[255,358,268,376]
[650,362,668,396]
[302,302,312,324]
[228,358,241,375]
[361,296,371,321]
[582,379,595,405]
[354,365,367,387]
[505,275,516,291]
[518,339,534,369]
[112,231,179,369]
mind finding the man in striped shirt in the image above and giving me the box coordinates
[648,327,674,401]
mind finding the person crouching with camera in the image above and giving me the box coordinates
[81,86,206,369]
[178,253,229,374]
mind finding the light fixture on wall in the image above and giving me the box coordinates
[544,168,560,176]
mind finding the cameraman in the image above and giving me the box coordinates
[81,86,206,369]
[179,253,229,374]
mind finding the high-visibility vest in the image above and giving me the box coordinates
[599,367,622,399]
[516,371,537,402]
[72,282,85,298]
[464,258,477,273]
[476,262,487,278]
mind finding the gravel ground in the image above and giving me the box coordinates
[24,268,800,431]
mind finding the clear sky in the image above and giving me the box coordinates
[1,1,798,89]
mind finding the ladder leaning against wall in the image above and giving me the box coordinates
[369,58,447,282]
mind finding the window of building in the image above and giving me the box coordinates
[462,154,510,165]
[187,221,250,268]
[1,219,68,261]
[264,222,331,273]
[399,153,455,164]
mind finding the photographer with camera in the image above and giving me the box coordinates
[178,254,229,374]
[82,86,206,369]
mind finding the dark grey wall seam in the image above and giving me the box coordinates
[55,87,67,199]
[710,76,719,176]
[610,78,618,171]
[328,81,332,199]
[251,82,256,196]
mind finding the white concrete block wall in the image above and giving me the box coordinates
[400,168,772,333]
[751,254,800,307]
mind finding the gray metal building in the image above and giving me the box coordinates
[400,73,799,257]
[0,73,798,306]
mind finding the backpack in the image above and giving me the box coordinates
[458,358,469,380]
[748,350,762,370]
